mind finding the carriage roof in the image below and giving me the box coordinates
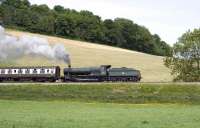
[0,66,60,69]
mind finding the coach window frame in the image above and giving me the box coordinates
[46,69,50,74]
[14,69,17,74]
[25,69,30,74]
[8,69,12,74]
[40,68,45,74]
[33,69,37,74]
[51,69,54,74]
[1,69,5,74]
[18,69,23,74]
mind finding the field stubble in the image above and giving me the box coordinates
[6,29,173,82]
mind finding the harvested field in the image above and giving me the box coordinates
[5,30,173,82]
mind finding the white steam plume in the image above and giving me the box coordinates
[0,26,70,64]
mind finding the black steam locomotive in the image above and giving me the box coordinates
[0,65,141,82]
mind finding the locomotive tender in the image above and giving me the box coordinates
[0,65,141,82]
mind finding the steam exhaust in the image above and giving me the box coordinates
[0,25,71,65]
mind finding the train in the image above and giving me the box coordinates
[0,65,141,82]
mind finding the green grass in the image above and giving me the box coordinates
[0,84,200,128]
[0,100,200,128]
[0,83,200,104]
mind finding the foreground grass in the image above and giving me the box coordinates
[0,83,200,104]
[0,100,199,128]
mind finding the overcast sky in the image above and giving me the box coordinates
[29,0,200,45]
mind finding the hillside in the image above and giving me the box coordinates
[6,29,172,82]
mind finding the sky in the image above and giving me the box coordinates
[29,0,200,45]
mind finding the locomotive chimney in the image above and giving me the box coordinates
[68,59,71,68]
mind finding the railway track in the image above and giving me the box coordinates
[0,82,200,86]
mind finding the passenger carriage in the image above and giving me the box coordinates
[0,66,60,82]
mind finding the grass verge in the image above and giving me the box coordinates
[0,83,200,104]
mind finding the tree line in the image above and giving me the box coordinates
[0,0,171,56]
[164,29,200,82]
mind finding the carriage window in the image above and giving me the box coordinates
[8,69,12,74]
[25,69,30,74]
[18,69,22,74]
[14,70,17,73]
[1,69,5,74]
[40,69,45,74]
[33,69,37,74]
[47,69,50,73]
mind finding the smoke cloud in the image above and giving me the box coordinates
[0,26,70,64]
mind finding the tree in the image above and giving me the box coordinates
[164,29,200,82]
[14,9,31,27]
[0,0,171,56]
[153,34,171,56]
[54,5,65,13]
[114,18,155,53]
[0,0,31,26]
[1,0,30,9]
[55,14,75,37]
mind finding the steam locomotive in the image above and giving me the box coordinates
[0,65,141,82]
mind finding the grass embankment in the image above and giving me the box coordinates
[0,100,200,128]
[0,83,200,104]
